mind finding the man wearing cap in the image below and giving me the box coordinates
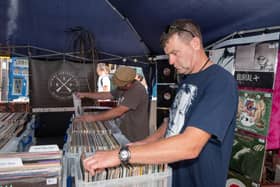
[75,66,149,142]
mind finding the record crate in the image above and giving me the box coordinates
[0,115,35,152]
[74,159,172,187]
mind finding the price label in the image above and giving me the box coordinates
[0,158,23,168]
[29,145,59,152]
[46,177,57,185]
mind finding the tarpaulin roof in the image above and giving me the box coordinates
[1,0,280,57]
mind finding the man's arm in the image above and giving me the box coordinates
[76,105,129,122]
[129,126,211,163]
[76,92,113,100]
[83,126,211,175]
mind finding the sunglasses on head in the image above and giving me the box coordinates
[165,25,195,38]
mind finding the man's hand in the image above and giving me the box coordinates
[83,150,120,175]
[75,92,88,99]
[74,114,96,123]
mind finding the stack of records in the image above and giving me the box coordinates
[0,151,62,187]
[68,120,121,154]
[80,153,168,183]
[0,113,29,149]
[71,121,113,134]
[70,131,119,153]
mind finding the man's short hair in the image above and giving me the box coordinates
[160,19,203,48]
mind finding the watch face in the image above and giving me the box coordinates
[120,150,129,160]
[48,71,80,100]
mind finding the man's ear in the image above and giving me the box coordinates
[190,37,201,50]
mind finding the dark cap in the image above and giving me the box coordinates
[112,66,136,87]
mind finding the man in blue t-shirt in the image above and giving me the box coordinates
[82,19,238,187]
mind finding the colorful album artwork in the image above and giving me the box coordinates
[229,132,266,182]
[209,47,235,75]
[237,90,272,136]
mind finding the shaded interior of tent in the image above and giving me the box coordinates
[1,0,280,186]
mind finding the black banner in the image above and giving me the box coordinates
[30,60,95,108]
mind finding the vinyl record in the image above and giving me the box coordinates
[157,61,177,83]
[157,85,176,107]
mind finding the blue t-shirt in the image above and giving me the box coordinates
[165,64,238,187]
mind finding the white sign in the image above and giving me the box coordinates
[29,145,59,152]
[0,158,23,168]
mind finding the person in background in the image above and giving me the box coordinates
[96,63,111,92]
[82,19,238,187]
[135,73,148,91]
[75,66,149,142]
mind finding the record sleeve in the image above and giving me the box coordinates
[229,132,266,182]
[209,47,235,74]
[237,90,272,136]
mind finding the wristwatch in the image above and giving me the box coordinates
[118,146,131,165]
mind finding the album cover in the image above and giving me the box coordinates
[235,42,278,72]
[209,47,235,74]
[237,90,272,136]
[229,132,266,182]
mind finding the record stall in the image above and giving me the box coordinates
[0,46,172,187]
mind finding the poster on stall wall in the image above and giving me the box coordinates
[30,60,95,109]
[234,42,278,89]
[209,47,235,75]
[0,56,10,101]
[236,90,272,136]
[229,132,266,182]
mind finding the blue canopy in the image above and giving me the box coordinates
[1,0,280,57]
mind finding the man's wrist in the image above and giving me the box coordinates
[118,145,131,165]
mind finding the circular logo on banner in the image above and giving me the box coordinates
[48,71,80,100]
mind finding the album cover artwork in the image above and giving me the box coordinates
[229,132,266,182]
[209,47,235,74]
[235,42,278,72]
[237,90,272,136]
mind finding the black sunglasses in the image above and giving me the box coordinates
[165,25,195,38]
